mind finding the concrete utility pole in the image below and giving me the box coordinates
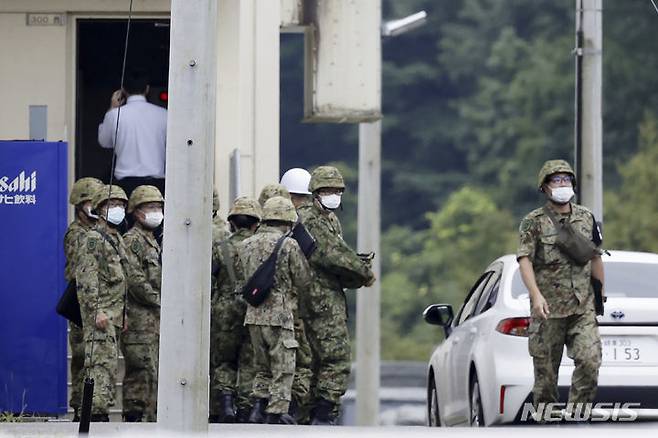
[355,8,427,426]
[158,0,217,432]
[575,0,603,220]
[356,120,382,426]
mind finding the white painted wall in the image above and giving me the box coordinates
[0,13,67,141]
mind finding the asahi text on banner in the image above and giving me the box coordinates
[0,171,38,205]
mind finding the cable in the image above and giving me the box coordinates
[651,0,658,15]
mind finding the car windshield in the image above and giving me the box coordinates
[511,262,658,299]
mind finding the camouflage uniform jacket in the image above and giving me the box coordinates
[240,225,311,330]
[123,225,161,340]
[76,223,128,328]
[212,228,253,301]
[297,200,374,319]
[517,202,601,318]
[211,220,232,299]
[64,220,94,282]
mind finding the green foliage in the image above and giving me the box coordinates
[605,112,658,252]
[380,187,517,360]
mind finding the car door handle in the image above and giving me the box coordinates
[469,327,477,336]
[451,336,460,345]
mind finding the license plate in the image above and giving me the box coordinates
[601,337,657,364]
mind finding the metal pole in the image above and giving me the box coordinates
[356,120,382,425]
[576,0,603,220]
[157,0,217,431]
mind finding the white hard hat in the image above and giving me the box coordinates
[280,168,311,195]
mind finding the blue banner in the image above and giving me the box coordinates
[0,141,68,414]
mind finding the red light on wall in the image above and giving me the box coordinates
[159,91,168,102]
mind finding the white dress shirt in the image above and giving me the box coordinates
[98,95,168,179]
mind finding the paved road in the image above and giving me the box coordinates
[1,422,657,437]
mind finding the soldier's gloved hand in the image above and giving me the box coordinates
[95,312,110,330]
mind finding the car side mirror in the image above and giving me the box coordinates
[423,304,454,327]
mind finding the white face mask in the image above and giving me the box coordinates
[106,206,126,225]
[320,194,342,210]
[84,205,99,220]
[143,211,164,229]
[550,186,574,204]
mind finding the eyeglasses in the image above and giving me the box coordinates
[548,175,573,185]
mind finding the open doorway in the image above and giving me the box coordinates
[75,18,170,181]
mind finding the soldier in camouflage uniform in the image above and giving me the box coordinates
[210,196,261,423]
[65,177,104,421]
[279,169,316,423]
[258,183,290,207]
[76,185,130,422]
[297,166,375,425]
[121,185,164,422]
[240,196,312,425]
[209,188,231,421]
[517,160,604,419]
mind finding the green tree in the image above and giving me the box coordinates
[380,187,517,360]
[605,112,658,252]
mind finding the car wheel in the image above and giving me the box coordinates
[469,373,485,427]
[427,377,441,427]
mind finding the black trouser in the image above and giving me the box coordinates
[115,176,165,198]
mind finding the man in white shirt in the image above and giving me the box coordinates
[98,69,167,198]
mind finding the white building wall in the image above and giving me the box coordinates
[0,12,67,141]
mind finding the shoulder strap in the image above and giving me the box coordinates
[542,206,561,229]
[271,232,290,260]
[220,240,237,285]
[96,228,121,256]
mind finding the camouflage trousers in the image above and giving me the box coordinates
[292,318,313,422]
[305,314,351,406]
[69,322,85,411]
[121,334,159,421]
[83,323,121,415]
[528,311,602,407]
[248,325,298,414]
[210,297,255,414]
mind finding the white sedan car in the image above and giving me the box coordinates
[424,250,658,426]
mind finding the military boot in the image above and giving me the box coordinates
[310,399,337,426]
[236,407,251,423]
[266,413,297,425]
[217,392,237,423]
[247,398,268,424]
[123,411,143,422]
[287,398,299,420]
[90,413,109,422]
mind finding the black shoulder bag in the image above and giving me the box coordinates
[241,234,288,307]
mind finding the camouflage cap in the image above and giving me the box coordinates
[127,185,164,213]
[69,177,104,205]
[538,159,576,188]
[262,196,297,223]
[213,189,220,212]
[309,165,345,192]
[228,196,262,221]
[92,184,128,210]
[258,183,291,206]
